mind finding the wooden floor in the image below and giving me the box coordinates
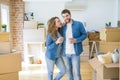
[19,62,93,80]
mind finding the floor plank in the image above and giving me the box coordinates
[19,62,93,80]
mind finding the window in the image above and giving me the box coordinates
[1,4,10,32]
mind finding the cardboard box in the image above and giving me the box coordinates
[99,41,120,53]
[0,53,22,74]
[118,21,120,27]
[24,21,38,29]
[89,57,119,80]
[100,28,120,42]
[0,32,10,42]
[0,72,18,80]
[0,42,11,53]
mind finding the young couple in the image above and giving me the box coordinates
[45,9,87,80]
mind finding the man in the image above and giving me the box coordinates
[61,9,87,80]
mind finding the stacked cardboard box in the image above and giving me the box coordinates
[99,41,120,53]
[90,28,120,80]
[118,21,120,27]
[0,53,22,80]
[81,38,90,61]
[89,57,119,80]
[100,28,120,42]
[0,72,18,80]
[24,21,38,29]
[0,32,11,53]
[0,32,10,42]
[100,28,120,52]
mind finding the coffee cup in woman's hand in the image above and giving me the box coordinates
[59,37,63,43]
[56,37,63,44]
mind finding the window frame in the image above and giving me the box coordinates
[0,4,10,32]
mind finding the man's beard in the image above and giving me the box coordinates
[65,18,71,24]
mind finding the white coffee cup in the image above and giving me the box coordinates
[68,38,72,44]
[59,37,63,43]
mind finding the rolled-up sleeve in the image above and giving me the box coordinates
[46,34,58,50]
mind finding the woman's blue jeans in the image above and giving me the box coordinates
[46,57,66,80]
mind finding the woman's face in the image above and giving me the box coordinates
[55,18,62,29]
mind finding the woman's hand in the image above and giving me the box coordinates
[56,37,63,44]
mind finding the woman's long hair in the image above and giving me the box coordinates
[47,17,61,40]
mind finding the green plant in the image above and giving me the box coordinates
[37,23,44,29]
[105,22,111,28]
[38,23,44,26]
[1,24,7,28]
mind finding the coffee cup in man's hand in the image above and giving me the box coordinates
[69,38,76,44]
[68,38,72,44]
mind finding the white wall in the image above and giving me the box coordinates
[25,0,118,31]
[25,2,65,25]
[118,0,120,20]
[80,0,118,31]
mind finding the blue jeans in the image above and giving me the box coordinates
[62,54,81,80]
[46,57,66,80]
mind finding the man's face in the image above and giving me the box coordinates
[62,13,71,23]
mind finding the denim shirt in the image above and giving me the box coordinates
[45,32,63,60]
[61,19,87,56]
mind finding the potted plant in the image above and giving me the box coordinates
[1,24,7,32]
[105,22,111,28]
[37,23,44,29]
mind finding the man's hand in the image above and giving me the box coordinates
[70,38,76,44]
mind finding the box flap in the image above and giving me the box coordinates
[102,28,120,32]
[104,63,119,68]
[89,57,102,70]
[89,57,119,69]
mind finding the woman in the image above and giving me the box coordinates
[45,17,66,80]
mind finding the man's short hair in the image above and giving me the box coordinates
[61,9,71,15]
